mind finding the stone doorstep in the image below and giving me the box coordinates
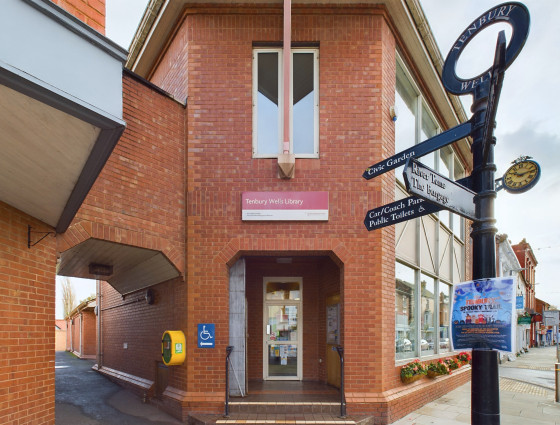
[229,401,342,414]
[217,420,355,424]
[189,413,375,425]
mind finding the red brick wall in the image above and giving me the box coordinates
[56,71,188,415]
[66,319,71,350]
[72,315,81,352]
[0,202,56,425]
[82,310,97,356]
[60,72,186,275]
[99,277,186,389]
[52,0,105,34]
[86,3,471,421]
[163,6,397,398]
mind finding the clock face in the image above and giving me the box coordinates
[502,160,541,194]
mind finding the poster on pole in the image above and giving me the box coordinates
[450,277,515,352]
[543,310,559,327]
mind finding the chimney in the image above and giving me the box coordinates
[51,0,106,35]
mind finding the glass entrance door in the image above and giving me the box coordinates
[263,278,302,380]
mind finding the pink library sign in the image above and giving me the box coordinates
[242,191,329,221]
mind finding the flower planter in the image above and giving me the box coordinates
[401,374,424,384]
[427,370,443,379]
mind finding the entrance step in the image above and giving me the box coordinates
[230,401,341,414]
[189,413,375,425]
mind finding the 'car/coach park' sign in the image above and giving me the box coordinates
[364,196,441,231]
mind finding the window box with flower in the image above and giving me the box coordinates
[400,359,427,384]
[456,351,471,366]
[426,359,451,378]
[445,357,460,370]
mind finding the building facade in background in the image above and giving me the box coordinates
[512,238,539,346]
[65,298,97,359]
[496,234,533,353]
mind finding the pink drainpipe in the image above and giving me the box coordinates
[283,0,291,154]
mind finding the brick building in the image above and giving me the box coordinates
[496,234,533,353]
[55,320,67,352]
[1,0,475,423]
[512,238,538,346]
[65,297,97,359]
[0,0,125,423]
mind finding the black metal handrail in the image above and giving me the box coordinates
[335,346,346,418]
[224,346,234,417]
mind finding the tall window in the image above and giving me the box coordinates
[421,274,435,356]
[395,62,438,183]
[438,148,452,229]
[395,263,417,361]
[394,55,467,361]
[253,48,319,158]
[453,158,466,240]
[439,282,452,352]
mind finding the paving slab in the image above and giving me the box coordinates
[392,346,560,424]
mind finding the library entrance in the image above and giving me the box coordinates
[228,254,342,397]
[263,277,302,380]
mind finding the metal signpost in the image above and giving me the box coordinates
[403,158,477,221]
[364,176,472,231]
[363,121,472,180]
[363,3,531,424]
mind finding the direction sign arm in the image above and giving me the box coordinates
[363,120,472,180]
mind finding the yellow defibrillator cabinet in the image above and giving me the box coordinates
[162,330,186,366]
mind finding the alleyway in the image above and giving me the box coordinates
[55,351,182,424]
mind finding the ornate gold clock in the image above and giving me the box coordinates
[501,157,541,194]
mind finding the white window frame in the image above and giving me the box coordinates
[252,48,319,159]
[395,54,469,363]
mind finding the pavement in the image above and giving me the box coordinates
[56,347,560,424]
[55,351,182,424]
[392,345,560,424]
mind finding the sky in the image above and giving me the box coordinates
[420,0,560,308]
[94,1,560,311]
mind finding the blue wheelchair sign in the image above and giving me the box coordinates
[197,324,215,348]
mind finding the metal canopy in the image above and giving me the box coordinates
[0,0,127,232]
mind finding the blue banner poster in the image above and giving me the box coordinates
[450,277,515,352]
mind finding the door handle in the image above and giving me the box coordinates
[267,325,271,335]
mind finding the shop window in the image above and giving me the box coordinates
[421,274,435,356]
[253,48,319,158]
[438,148,452,229]
[395,65,416,183]
[395,62,438,183]
[396,261,455,360]
[395,263,417,360]
[453,159,466,240]
[439,282,452,352]
[394,56,468,362]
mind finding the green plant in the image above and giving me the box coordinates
[445,357,460,370]
[456,351,471,365]
[400,359,427,379]
[426,359,450,375]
